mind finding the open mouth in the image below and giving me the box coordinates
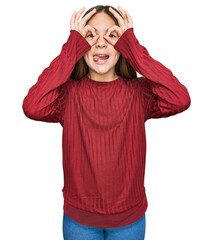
[93,54,109,65]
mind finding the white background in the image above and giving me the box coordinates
[1,0,212,239]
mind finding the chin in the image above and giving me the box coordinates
[92,68,111,75]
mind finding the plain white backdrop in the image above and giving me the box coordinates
[1,0,212,239]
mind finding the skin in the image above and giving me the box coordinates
[70,6,133,82]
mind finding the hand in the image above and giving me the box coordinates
[103,6,133,46]
[70,7,99,46]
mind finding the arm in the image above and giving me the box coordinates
[22,30,91,125]
[114,28,191,122]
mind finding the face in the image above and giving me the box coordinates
[83,12,121,77]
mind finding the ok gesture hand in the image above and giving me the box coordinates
[104,6,133,46]
[70,7,99,46]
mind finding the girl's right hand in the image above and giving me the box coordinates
[70,7,99,46]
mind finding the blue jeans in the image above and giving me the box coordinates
[63,212,146,240]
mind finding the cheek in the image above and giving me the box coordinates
[83,54,91,64]
[112,49,120,58]
[113,53,121,62]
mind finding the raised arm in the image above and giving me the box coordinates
[22,30,91,125]
[114,27,191,121]
[105,6,191,122]
[22,7,99,125]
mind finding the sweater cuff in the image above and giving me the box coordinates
[114,27,138,58]
[66,30,91,59]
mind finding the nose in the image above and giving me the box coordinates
[95,34,108,47]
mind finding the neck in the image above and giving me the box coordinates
[87,71,119,82]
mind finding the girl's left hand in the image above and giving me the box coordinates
[104,6,133,46]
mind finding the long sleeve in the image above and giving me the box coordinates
[22,30,91,125]
[114,28,191,121]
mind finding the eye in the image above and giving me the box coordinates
[109,33,117,38]
[86,33,94,38]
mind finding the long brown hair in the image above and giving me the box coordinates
[70,5,137,80]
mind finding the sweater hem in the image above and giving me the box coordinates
[63,196,148,228]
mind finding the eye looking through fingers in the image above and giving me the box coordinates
[86,33,117,38]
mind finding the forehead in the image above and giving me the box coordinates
[87,12,116,31]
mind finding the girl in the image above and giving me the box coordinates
[22,5,191,240]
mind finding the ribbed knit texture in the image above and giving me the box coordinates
[22,28,191,228]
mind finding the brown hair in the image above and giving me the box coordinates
[70,5,137,80]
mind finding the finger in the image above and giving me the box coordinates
[117,6,126,19]
[103,35,116,46]
[106,25,122,37]
[103,35,112,43]
[87,34,99,47]
[91,35,99,45]
[125,10,133,26]
[117,6,128,26]
[70,10,77,29]
[84,24,96,37]
[79,8,96,28]
[117,6,133,27]
[108,7,124,27]
[73,10,78,29]
[124,11,129,25]
[75,7,86,24]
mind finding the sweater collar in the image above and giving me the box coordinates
[82,75,124,87]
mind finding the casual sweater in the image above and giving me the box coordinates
[22,27,191,228]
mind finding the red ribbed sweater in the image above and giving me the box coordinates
[22,28,191,228]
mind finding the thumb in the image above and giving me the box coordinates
[104,35,115,46]
[91,35,99,46]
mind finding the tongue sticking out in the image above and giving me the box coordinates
[93,55,109,62]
